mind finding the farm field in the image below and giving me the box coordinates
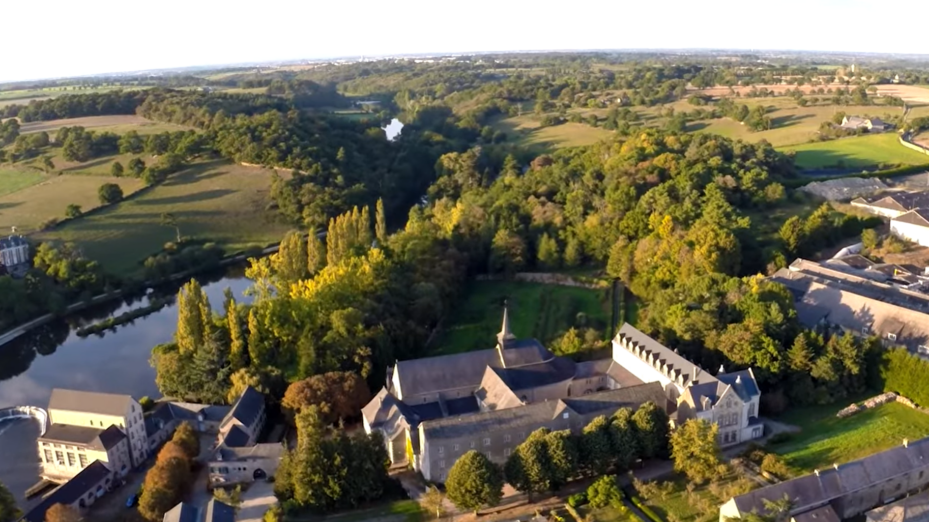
[0,167,45,197]
[433,280,610,355]
[782,133,929,169]
[36,160,292,276]
[688,103,902,147]
[22,151,149,177]
[0,174,144,233]
[489,115,614,151]
[19,115,191,136]
[769,402,929,473]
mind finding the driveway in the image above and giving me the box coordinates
[235,481,276,521]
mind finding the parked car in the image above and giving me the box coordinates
[126,491,140,508]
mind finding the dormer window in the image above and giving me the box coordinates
[888,333,897,342]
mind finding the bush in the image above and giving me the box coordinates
[97,182,123,204]
[139,396,155,412]
[65,204,82,219]
[567,492,588,508]
[629,494,663,522]
[761,454,790,479]
[587,476,621,509]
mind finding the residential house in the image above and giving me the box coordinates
[362,308,763,482]
[37,424,132,483]
[21,461,117,522]
[145,401,230,450]
[207,386,282,488]
[0,233,29,276]
[720,437,929,522]
[163,498,236,522]
[841,115,891,132]
[47,389,149,468]
[892,209,929,247]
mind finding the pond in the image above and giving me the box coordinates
[0,268,252,506]
[383,118,404,141]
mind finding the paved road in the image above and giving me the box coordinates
[236,481,276,521]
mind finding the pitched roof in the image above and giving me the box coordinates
[476,367,524,411]
[729,437,929,517]
[220,425,251,447]
[893,208,929,228]
[793,505,841,522]
[866,490,929,522]
[445,396,480,416]
[394,349,498,398]
[216,442,284,461]
[203,499,236,522]
[0,235,27,249]
[222,386,264,429]
[48,389,135,417]
[421,382,666,440]
[718,370,760,402]
[39,423,126,451]
[163,502,200,522]
[362,387,417,438]
[492,355,576,391]
[22,461,112,522]
[616,323,716,389]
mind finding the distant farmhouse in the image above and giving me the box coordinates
[362,309,762,482]
[720,437,929,522]
[772,258,929,355]
[0,232,29,277]
[841,115,891,132]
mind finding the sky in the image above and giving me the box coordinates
[3,0,929,83]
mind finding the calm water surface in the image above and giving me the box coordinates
[0,270,251,506]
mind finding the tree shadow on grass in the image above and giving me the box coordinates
[0,202,23,210]
[135,189,235,206]
[771,113,814,129]
[61,156,115,172]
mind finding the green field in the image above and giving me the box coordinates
[782,133,929,169]
[433,280,611,355]
[21,151,149,177]
[19,115,191,137]
[292,499,422,522]
[489,115,614,152]
[0,174,145,233]
[0,168,45,197]
[769,402,929,473]
[35,160,292,276]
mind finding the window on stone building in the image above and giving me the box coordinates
[504,448,512,457]
[44,450,53,462]
[55,451,64,465]
[79,454,88,467]
[470,441,476,449]
[454,444,460,451]
[748,403,755,417]
[483,438,491,446]
[888,333,897,341]
[437,446,444,456]
[67,453,76,466]
[440,460,446,469]
[504,434,511,443]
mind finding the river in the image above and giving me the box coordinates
[0,268,251,507]
[383,118,404,141]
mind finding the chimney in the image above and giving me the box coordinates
[833,463,839,471]
[736,375,742,384]
[718,364,726,375]
[693,365,700,384]
[905,438,910,448]
[814,469,820,476]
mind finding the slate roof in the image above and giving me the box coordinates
[421,382,666,440]
[616,323,716,389]
[409,402,444,421]
[729,437,929,517]
[203,499,236,522]
[394,349,498,398]
[496,339,553,368]
[718,370,761,402]
[793,505,841,522]
[866,490,929,522]
[220,425,251,447]
[445,396,480,416]
[362,387,417,439]
[857,192,929,213]
[476,367,524,411]
[0,235,26,249]
[48,389,134,417]
[22,461,111,522]
[491,355,576,390]
[163,502,199,522]
[222,386,264,429]
[216,442,284,461]
[40,423,126,451]
[894,208,929,228]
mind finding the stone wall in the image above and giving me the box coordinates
[836,392,929,418]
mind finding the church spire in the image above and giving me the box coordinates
[497,301,516,349]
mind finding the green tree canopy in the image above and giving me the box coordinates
[670,419,722,484]
[445,450,504,514]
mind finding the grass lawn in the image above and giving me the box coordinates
[0,167,45,197]
[782,132,929,169]
[0,174,145,233]
[632,472,755,522]
[35,160,292,276]
[578,505,639,522]
[769,402,929,473]
[287,499,422,522]
[433,280,611,355]
[21,151,150,177]
[489,115,613,152]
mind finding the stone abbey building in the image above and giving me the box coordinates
[362,309,763,482]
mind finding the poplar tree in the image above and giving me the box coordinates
[375,198,387,245]
[224,288,247,370]
[176,279,210,354]
[307,233,325,275]
[273,231,308,284]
